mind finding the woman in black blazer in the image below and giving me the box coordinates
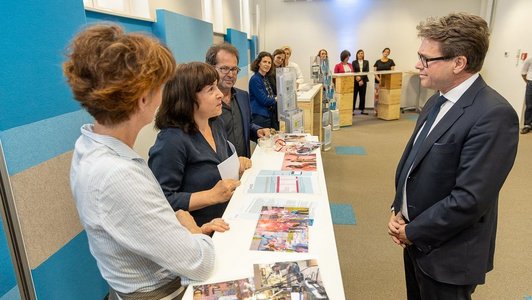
[352,49,369,115]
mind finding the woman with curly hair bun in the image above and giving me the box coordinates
[65,24,222,300]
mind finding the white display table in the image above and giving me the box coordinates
[182,141,346,299]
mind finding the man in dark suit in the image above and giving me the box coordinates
[388,13,519,299]
[206,43,270,157]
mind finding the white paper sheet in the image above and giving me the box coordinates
[217,141,240,180]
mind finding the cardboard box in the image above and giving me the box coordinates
[337,92,354,111]
[335,76,354,93]
[339,109,353,126]
[377,103,400,120]
[380,73,402,89]
[379,88,401,104]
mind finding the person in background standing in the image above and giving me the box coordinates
[250,51,279,130]
[388,13,518,299]
[205,43,270,157]
[520,57,532,134]
[352,49,369,115]
[373,47,396,116]
[318,49,328,61]
[268,48,287,96]
[333,50,353,73]
[281,45,305,85]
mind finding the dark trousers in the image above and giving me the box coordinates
[252,113,279,131]
[354,81,367,111]
[525,81,532,126]
[404,247,477,300]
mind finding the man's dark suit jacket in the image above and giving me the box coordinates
[393,76,519,285]
[351,59,369,83]
[233,87,262,158]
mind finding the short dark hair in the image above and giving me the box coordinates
[382,47,391,53]
[356,49,364,59]
[205,42,240,65]
[340,50,351,62]
[155,62,219,133]
[417,12,489,73]
[250,51,273,74]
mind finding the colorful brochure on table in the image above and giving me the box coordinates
[248,170,316,194]
[253,259,329,300]
[192,277,254,299]
[250,206,309,253]
[231,197,317,221]
[281,153,317,172]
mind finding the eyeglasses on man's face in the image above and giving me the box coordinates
[216,66,241,74]
[418,53,454,68]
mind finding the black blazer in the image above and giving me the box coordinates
[393,76,519,285]
[351,59,369,83]
[232,88,261,157]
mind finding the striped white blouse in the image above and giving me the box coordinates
[70,124,215,293]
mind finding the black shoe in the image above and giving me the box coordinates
[360,111,368,115]
[521,127,531,134]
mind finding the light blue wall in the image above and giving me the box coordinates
[85,10,154,34]
[250,35,259,63]
[0,216,18,299]
[0,2,86,132]
[153,9,214,63]
[225,28,250,79]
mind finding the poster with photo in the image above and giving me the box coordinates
[192,277,255,300]
[253,259,329,300]
[281,153,317,172]
[250,206,309,253]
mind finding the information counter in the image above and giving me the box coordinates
[182,140,345,299]
[333,70,404,121]
[297,84,323,141]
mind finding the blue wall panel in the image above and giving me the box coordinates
[0,2,87,131]
[32,232,108,300]
[249,35,259,63]
[0,216,18,298]
[153,10,213,63]
[0,110,93,176]
[225,29,249,68]
[85,10,154,34]
[0,286,20,300]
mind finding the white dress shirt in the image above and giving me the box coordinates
[70,124,215,293]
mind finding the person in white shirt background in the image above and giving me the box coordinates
[281,45,305,86]
[520,57,532,134]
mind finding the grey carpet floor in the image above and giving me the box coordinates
[322,112,532,299]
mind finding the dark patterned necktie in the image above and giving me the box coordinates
[393,95,448,213]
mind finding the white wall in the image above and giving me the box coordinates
[262,0,483,108]
[149,0,203,20]
[223,0,242,32]
[482,0,532,123]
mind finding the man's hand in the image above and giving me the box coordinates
[257,128,272,138]
[388,212,411,248]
